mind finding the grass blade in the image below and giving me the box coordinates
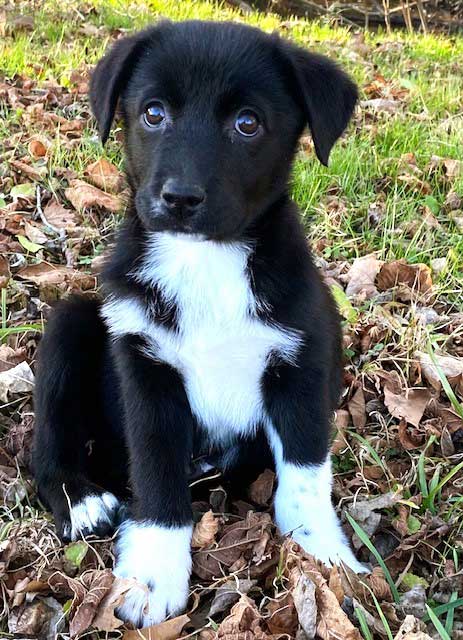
[345,512,400,603]
[426,604,451,640]
[354,605,374,640]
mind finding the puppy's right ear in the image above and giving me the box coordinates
[89,32,148,144]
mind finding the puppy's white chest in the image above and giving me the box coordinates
[105,233,301,442]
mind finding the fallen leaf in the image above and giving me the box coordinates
[248,469,275,506]
[192,510,220,549]
[348,490,402,539]
[428,155,462,181]
[218,595,265,637]
[43,199,79,232]
[17,262,96,291]
[0,345,26,373]
[24,220,48,245]
[65,179,121,213]
[348,386,367,430]
[332,409,350,454]
[383,386,431,427]
[92,577,138,632]
[70,570,114,636]
[345,254,383,299]
[8,597,64,640]
[398,419,424,450]
[305,561,362,640]
[0,361,35,403]
[377,260,432,295]
[123,614,189,640]
[360,98,400,113]
[84,158,124,194]
[0,255,11,287]
[393,614,432,640]
[28,137,49,159]
[292,571,317,638]
[417,351,463,391]
[369,567,392,601]
[209,578,256,617]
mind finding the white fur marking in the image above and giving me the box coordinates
[69,492,119,540]
[266,424,368,573]
[102,233,302,442]
[114,520,192,627]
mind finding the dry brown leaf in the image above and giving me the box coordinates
[43,199,80,231]
[28,137,50,159]
[8,597,64,639]
[192,510,220,549]
[0,255,11,288]
[70,570,114,636]
[349,490,402,539]
[84,158,124,194]
[383,386,431,427]
[369,567,392,601]
[393,615,432,640]
[218,595,265,638]
[123,613,189,640]
[328,565,344,604]
[265,593,298,636]
[376,260,432,295]
[304,561,362,640]
[345,254,383,299]
[209,578,255,617]
[417,351,463,391]
[292,571,317,638]
[65,179,121,213]
[428,155,462,181]
[92,577,139,631]
[248,469,275,506]
[24,220,48,245]
[348,386,367,430]
[10,158,46,181]
[360,98,400,113]
[0,345,26,373]
[17,262,96,290]
[398,419,424,450]
[0,361,34,403]
[332,409,350,454]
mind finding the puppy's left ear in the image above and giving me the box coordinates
[89,31,150,144]
[279,42,358,165]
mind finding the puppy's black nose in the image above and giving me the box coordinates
[161,179,205,215]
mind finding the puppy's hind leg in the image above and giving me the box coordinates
[33,296,123,542]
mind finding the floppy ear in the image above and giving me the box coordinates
[89,31,150,144]
[279,43,358,165]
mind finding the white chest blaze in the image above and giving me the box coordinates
[102,232,302,442]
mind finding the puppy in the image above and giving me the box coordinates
[33,20,365,628]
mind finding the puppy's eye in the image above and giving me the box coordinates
[235,110,260,137]
[143,102,165,127]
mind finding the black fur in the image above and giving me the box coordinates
[33,20,356,566]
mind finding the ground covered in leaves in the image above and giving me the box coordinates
[1,1,463,639]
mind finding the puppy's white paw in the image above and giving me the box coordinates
[68,492,120,540]
[293,528,369,574]
[114,520,192,628]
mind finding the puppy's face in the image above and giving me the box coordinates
[90,21,357,240]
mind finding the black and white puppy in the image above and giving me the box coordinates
[33,20,366,628]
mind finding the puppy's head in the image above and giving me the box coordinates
[90,21,357,239]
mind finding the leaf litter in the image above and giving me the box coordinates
[0,3,463,640]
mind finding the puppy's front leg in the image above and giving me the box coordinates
[264,357,367,574]
[112,335,194,628]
